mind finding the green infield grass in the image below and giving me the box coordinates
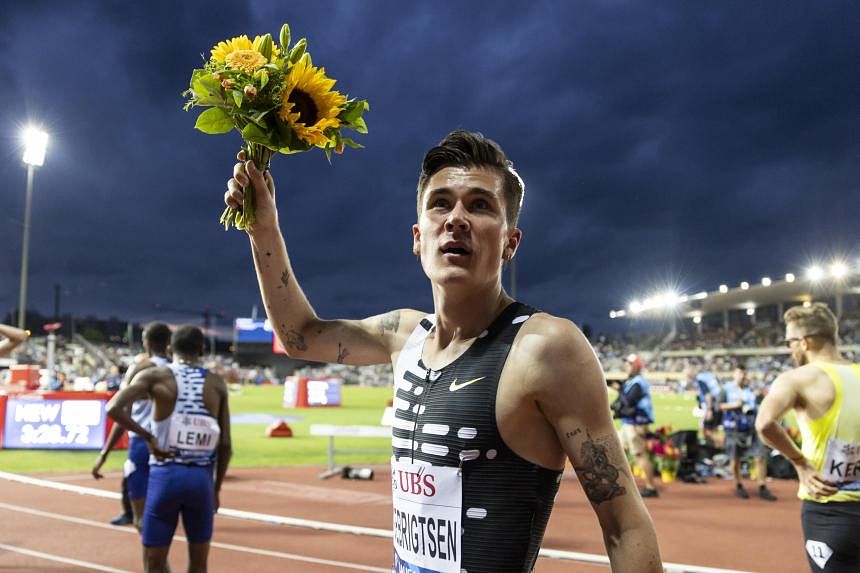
[1,386,703,474]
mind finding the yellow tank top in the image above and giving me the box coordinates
[797,362,860,502]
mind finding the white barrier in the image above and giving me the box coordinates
[308,424,391,478]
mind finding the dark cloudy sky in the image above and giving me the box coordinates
[1,1,857,337]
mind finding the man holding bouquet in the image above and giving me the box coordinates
[225,130,661,572]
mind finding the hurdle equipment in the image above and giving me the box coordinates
[309,424,391,479]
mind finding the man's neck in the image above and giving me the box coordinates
[430,284,512,344]
[806,346,848,364]
[174,354,200,366]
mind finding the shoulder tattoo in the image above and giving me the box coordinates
[378,310,400,335]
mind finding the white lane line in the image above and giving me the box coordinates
[0,502,388,572]
[0,542,132,573]
[0,471,750,573]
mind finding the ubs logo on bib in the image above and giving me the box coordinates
[393,468,437,497]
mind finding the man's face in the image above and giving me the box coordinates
[412,166,520,289]
[733,368,748,386]
[785,322,809,367]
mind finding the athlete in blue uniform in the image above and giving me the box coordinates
[107,326,232,573]
[226,130,662,572]
[93,322,172,530]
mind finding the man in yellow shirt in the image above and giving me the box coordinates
[757,303,860,572]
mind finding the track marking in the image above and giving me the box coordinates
[0,471,752,573]
[0,502,387,572]
[0,542,133,572]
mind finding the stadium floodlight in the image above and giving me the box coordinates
[17,125,50,330]
[719,284,728,293]
[806,265,825,281]
[22,126,49,167]
[740,281,750,290]
[762,277,772,286]
[691,291,708,300]
[785,273,796,283]
[746,307,755,316]
[803,300,812,308]
[628,300,642,314]
[829,261,848,279]
[615,310,626,318]
[692,315,702,324]
[609,311,617,319]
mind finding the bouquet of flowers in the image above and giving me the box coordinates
[657,444,681,476]
[183,23,369,230]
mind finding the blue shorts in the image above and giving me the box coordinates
[126,436,150,500]
[142,463,215,546]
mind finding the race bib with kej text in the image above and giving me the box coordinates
[823,436,860,491]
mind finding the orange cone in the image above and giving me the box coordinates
[265,419,293,437]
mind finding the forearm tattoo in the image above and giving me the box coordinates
[578,431,626,505]
[378,310,400,335]
[280,269,290,288]
[336,342,350,364]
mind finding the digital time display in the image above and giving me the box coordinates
[3,399,106,449]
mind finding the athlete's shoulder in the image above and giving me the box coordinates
[515,313,596,365]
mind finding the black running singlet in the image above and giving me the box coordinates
[392,302,562,573]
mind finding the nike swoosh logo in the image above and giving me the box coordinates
[449,376,486,392]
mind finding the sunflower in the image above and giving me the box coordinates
[278,57,346,147]
[210,35,281,66]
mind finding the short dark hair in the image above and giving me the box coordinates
[143,322,171,353]
[171,326,205,356]
[416,130,525,227]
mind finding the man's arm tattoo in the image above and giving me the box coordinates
[336,342,350,364]
[284,329,307,351]
[378,310,400,335]
[280,269,290,288]
[578,431,626,505]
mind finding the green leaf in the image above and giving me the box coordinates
[241,122,274,147]
[338,99,369,125]
[190,73,224,106]
[258,70,269,90]
[289,39,307,64]
[279,23,291,51]
[351,116,368,134]
[341,136,364,149]
[232,89,244,108]
[194,107,234,134]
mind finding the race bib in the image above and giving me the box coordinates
[391,459,462,573]
[823,436,860,490]
[168,412,220,455]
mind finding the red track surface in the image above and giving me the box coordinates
[0,466,807,572]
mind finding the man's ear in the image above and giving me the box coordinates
[503,228,522,260]
[412,224,421,256]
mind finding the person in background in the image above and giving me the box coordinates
[613,354,659,498]
[686,363,724,448]
[0,323,29,358]
[720,364,777,501]
[757,303,860,572]
[93,322,172,530]
[107,325,232,573]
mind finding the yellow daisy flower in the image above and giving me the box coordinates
[278,57,346,147]
[225,50,267,74]
[210,35,281,66]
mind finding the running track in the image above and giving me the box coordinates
[0,466,807,572]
